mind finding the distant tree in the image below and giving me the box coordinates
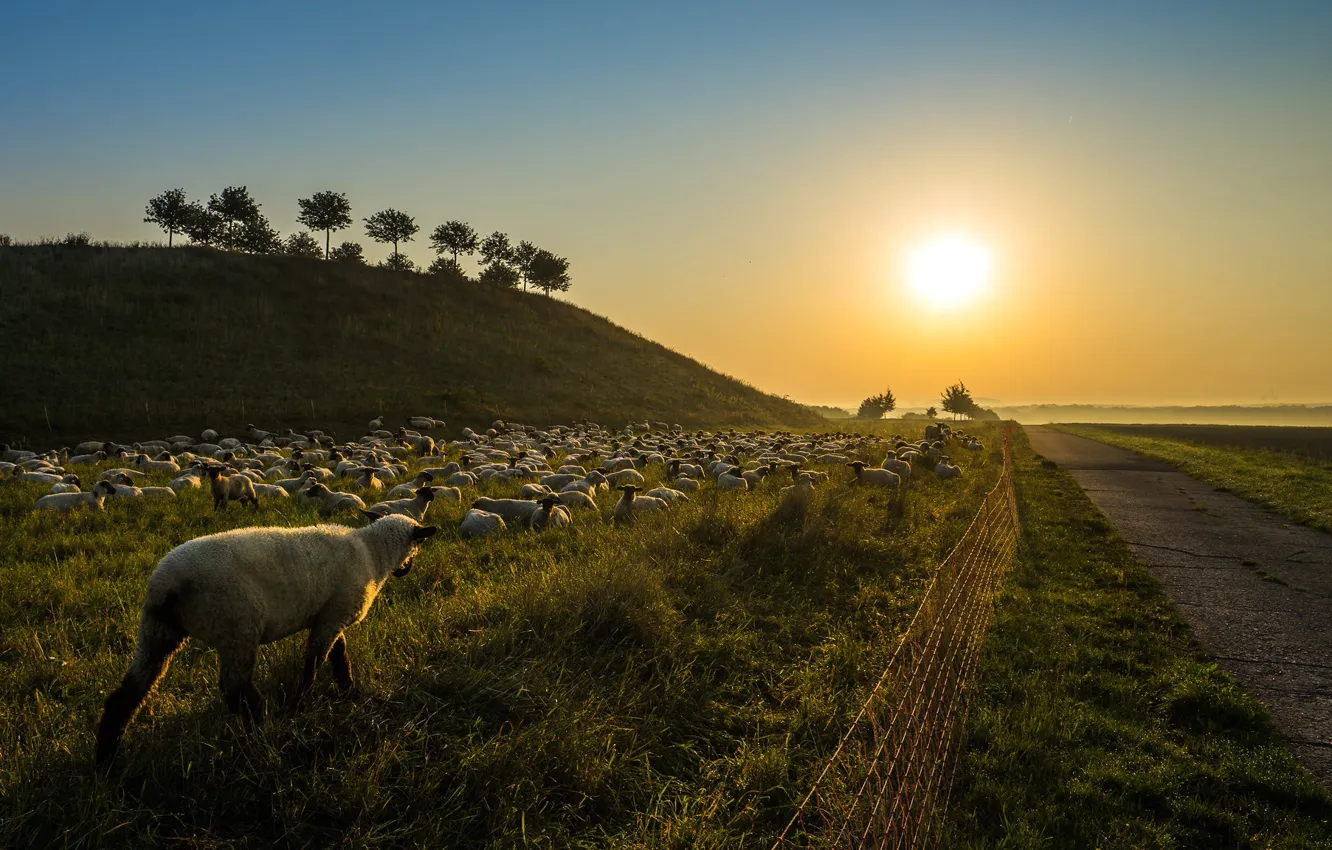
[328,241,365,263]
[478,261,520,288]
[857,388,897,419]
[207,186,262,249]
[479,231,513,267]
[528,249,571,295]
[427,256,468,280]
[363,208,418,265]
[940,382,978,420]
[283,231,323,258]
[379,252,417,272]
[429,220,479,264]
[181,201,225,246]
[512,239,539,291]
[0,234,12,247]
[143,188,192,247]
[296,190,353,259]
[926,406,938,419]
[233,214,281,254]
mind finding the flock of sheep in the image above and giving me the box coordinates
[0,416,983,769]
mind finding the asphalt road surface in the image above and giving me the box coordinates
[1026,425,1332,785]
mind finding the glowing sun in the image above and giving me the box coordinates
[907,235,991,309]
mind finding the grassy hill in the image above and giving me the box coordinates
[0,245,819,445]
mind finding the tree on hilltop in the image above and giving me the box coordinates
[364,208,418,267]
[430,220,479,264]
[857,388,897,419]
[283,231,324,258]
[296,191,353,259]
[479,231,514,267]
[181,201,225,246]
[207,186,262,249]
[529,249,571,295]
[479,261,520,288]
[143,188,192,247]
[329,241,365,263]
[512,239,539,291]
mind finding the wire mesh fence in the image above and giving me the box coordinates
[774,431,1020,849]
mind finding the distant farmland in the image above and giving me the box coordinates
[1067,423,1332,462]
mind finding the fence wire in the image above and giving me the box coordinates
[774,431,1020,850]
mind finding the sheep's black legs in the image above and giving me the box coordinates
[219,645,264,722]
[298,627,342,698]
[95,616,185,769]
[328,635,354,693]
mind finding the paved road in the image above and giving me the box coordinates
[1026,425,1332,784]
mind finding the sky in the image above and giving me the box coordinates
[3,1,1330,408]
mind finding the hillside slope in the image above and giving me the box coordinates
[0,246,819,444]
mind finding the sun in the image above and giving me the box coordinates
[906,235,991,309]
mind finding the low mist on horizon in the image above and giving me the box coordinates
[3,1,1329,409]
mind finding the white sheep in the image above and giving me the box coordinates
[557,490,597,510]
[671,477,701,494]
[94,514,438,767]
[366,487,437,522]
[529,495,572,530]
[35,481,116,512]
[613,485,668,524]
[935,458,962,479]
[302,483,368,516]
[848,461,900,489]
[469,497,541,525]
[460,508,505,538]
[205,466,257,510]
[645,487,691,504]
[716,468,749,491]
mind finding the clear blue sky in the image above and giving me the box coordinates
[3,2,1330,406]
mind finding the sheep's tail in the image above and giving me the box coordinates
[94,585,189,770]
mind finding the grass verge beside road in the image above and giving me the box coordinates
[1056,425,1332,534]
[944,430,1332,848]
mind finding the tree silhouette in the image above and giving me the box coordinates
[479,262,520,288]
[296,191,352,259]
[233,214,281,254]
[479,231,513,267]
[0,234,12,247]
[430,221,479,264]
[364,209,418,264]
[427,256,468,281]
[143,188,191,247]
[283,231,323,258]
[940,382,977,420]
[329,241,365,263]
[379,253,416,272]
[207,186,261,249]
[181,201,225,246]
[528,249,571,295]
[512,240,539,291]
[857,388,897,419]
[926,406,938,419]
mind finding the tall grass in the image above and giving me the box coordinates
[0,420,1000,847]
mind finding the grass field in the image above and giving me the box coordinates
[945,428,1332,848]
[0,244,819,446]
[1056,424,1332,533]
[1,421,998,848]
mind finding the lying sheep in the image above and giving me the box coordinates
[205,466,258,510]
[529,495,572,530]
[557,490,597,510]
[613,485,668,524]
[645,486,691,504]
[716,468,749,491]
[94,514,438,767]
[366,487,437,522]
[460,508,505,538]
[672,477,701,494]
[35,481,117,512]
[470,496,541,526]
[302,483,368,516]
[935,458,962,479]
[385,471,435,500]
[848,461,900,489]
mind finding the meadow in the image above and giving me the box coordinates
[0,420,999,848]
[1057,424,1332,533]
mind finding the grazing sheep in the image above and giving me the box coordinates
[605,468,645,487]
[520,483,553,500]
[613,485,668,524]
[205,466,257,510]
[368,416,384,430]
[881,456,912,479]
[460,508,505,538]
[385,471,435,500]
[134,454,180,475]
[847,461,900,489]
[367,487,437,522]
[251,483,290,500]
[35,481,116,512]
[529,495,572,530]
[94,514,438,767]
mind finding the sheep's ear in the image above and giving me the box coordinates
[412,525,438,541]
[359,509,381,524]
